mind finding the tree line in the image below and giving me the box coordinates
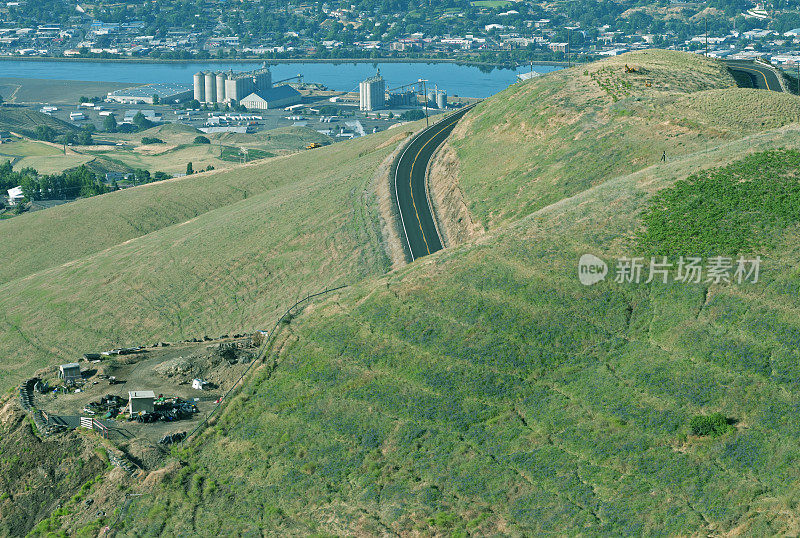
[1,161,108,202]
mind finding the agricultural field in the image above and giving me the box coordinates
[0,138,62,158]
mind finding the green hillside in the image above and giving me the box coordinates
[118,124,800,536]
[6,50,800,536]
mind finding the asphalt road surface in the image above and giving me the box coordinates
[394,105,473,261]
[724,60,784,92]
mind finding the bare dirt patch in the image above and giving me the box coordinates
[426,141,484,247]
[30,337,259,455]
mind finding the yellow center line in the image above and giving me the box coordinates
[408,116,460,255]
[734,65,772,91]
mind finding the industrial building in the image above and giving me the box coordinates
[193,65,272,105]
[359,70,386,111]
[106,83,193,104]
[240,85,302,110]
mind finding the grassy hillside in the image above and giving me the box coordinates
[9,50,800,535]
[0,128,408,388]
[0,107,78,139]
[121,125,800,535]
[447,49,800,230]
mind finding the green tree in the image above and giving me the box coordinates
[77,131,93,145]
[132,112,153,131]
[34,125,56,142]
[103,113,117,132]
[133,168,151,185]
[19,175,40,201]
[194,136,210,144]
[152,94,160,105]
[186,162,194,175]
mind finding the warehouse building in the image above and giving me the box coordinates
[240,85,302,110]
[359,69,386,111]
[193,65,272,105]
[107,83,192,104]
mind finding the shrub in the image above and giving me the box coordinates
[194,135,210,144]
[690,412,732,437]
[141,137,164,145]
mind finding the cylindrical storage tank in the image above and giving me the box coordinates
[216,72,227,103]
[426,91,438,109]
[204,72,216,103]
[436,90,447,109]
[193,72,205,102]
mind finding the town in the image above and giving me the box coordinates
[2,0,800,67]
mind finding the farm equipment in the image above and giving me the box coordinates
[306,142,323,149]
[625,64,638,73]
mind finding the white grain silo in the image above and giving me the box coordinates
[193,72,205,102]
[204,72,217,103]
[216,72,227,103]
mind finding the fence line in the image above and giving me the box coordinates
[181,284,348,445]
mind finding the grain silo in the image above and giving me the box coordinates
[359,69,385,111]
[216,72,227,103]
[193,72,205,102]
[435,90,447,109]
[204,72,217,103]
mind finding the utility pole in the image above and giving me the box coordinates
[565,26,578,67]
[705,16,708,57]
[567,27,571,67]
[419,78,429,127]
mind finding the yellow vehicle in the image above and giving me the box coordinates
[306,142,323,149]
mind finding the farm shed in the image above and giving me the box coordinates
[127,390,156,414]
[59,363,82,383]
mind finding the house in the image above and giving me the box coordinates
[240,85,302,110]
[59,363,82,384]
[7,186,24,206]
[127,390,156,414]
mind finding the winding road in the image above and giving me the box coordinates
[724,60,784,92]
[394,105,473,261]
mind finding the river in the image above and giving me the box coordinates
[0,59,560,98]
